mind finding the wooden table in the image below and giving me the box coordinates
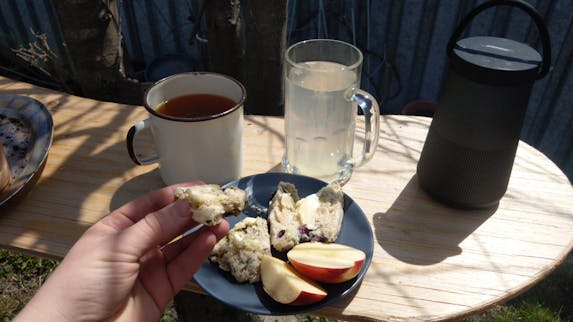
[1,76,573,321]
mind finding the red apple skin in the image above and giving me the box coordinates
[287,242,366,283]
[260,255,327,305]
[289,259,364,283]
[289,290,328,306]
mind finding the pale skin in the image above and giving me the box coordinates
[15,182,229,322]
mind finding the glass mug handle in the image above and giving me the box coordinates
[126,118,160,165]
[351,89,380,167]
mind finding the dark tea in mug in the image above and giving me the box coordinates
[130,72,246,185]
[156,94,236,118]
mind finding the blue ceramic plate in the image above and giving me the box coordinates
[193,172,374,315]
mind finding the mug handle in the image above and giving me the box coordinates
[351,90,380,167]
[126,118,159,165]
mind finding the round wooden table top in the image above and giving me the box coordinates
[1,76,572,321]
[313,116,573,321]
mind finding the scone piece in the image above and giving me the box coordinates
[268,181,345,252]
[209,217,271,283]
[174,185,247,226]
[298,182,344,243]
[268,182,300,252]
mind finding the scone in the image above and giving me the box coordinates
[174,185,247,226]
[268,181,344,252]
[209,217,271,283]
[268,182,301,252]
[298,181,344,243]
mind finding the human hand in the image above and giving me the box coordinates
[15,182,229,322]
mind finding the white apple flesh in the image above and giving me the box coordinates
[287,242,366,283]
[260,255,327,305]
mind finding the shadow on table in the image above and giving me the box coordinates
[373,175,497,265]
[110,168,164,211]
[0,82,162,257]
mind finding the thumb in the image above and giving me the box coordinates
[118,199,195,257]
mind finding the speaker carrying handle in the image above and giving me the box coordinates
[447,0,551,79]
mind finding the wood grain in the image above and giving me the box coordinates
[1,76,572,321]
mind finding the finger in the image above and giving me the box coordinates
[118,199,197,257]
[161,220,229,262]
[210,220,230,239]
[101,181,203,231]
[138,227,220,311]
[165,228,222,293]
[137,221,228,310]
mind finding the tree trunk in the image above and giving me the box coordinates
[205,0,287,115]
[205,0,244,81]
[52,0,140,104]
[243,0,288,115]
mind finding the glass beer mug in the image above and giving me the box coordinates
[282,39,380,184]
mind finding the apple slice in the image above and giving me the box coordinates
[260,255,327,305]
[287,242,366,283]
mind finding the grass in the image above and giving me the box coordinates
[464,260,573,322]
[1,249,571,322]
[0,249,58,321]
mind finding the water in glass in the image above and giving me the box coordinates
[283,61,358,182]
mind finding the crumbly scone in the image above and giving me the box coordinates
[268,182,300,252]
[299,182,344,243]
[268,181,344,252]
[174,185,247,226]
[209,217,271,283]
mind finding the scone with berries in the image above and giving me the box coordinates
[209,217,271,283]
[267,182,301,252]
[268,181,344,252]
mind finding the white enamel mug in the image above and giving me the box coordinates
[127,72,246,185]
